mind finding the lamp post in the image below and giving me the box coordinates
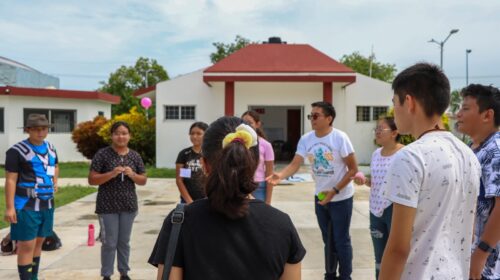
[466,49,472,86]
[145,69,153,88]
[428,29,459,69]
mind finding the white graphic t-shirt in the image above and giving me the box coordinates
[369,148,395,217]
[296,128,355,202]
[381,131,481,280]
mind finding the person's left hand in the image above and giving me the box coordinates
[318,190,336,206]
[123,166,135,178]
[469,250,488,280]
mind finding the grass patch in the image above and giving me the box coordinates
[0,185,97,229]
[0,162,175,178]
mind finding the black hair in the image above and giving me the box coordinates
[392,62,450,117]
[241,110,267,139]
[110,121,130,134]
[461,84,500,127]
[189,121,209,133]
[202,116,259,219]
[379,116,401,142]
[311,101,336,125]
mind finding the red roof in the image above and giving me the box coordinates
[204,44,354,73]
[133,85,156,97]
[0,86,120,104]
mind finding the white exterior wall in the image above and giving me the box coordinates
[340,73,393,164]
[155,70,223,168]
[154,71,392,167]
[0,95,112,163]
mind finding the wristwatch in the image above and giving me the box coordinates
[478,241,495,253]
[332,187,340,194]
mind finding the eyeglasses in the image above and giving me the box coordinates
[307,113,325,120]
[373,128,392,133]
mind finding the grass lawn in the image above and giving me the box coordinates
[0,162,175,178]
[0,185,97,229]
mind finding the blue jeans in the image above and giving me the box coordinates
[369,204,393,280]
[315,196,353,280]
[253,181,267,201]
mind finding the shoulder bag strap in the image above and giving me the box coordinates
[162,203,185,280]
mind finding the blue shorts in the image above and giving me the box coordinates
[11,208,54,241]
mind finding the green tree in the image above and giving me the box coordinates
[99,57,169,116]
[340,52,397,82]
[210,35,254,64]
[449,89,462,116]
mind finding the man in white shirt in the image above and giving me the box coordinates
[268,101,358,280]
[379,63,481,280]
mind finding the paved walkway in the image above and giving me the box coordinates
[0,176,375,280]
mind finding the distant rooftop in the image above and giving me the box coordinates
[0,56,39,72]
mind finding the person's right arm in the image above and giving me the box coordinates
[267,155,304,185]
[279,262,301,280]
[4,172,18,224]
[175,164,193,204]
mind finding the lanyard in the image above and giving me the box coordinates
[417,125,447,140]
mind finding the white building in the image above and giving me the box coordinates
[0,86,119,163]
[137,41,393,168]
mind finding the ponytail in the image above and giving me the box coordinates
[202,117,259,219]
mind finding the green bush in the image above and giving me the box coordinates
[71,116,109,160]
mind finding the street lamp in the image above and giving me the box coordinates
[428,29,459,69]
[145,69,153,88]
[466,49,472,86]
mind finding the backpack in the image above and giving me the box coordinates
[1,233,16,255]
[42,231,62,251]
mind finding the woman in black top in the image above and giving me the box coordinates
[175,122,208,204]
[89,121,147,280]
[149,117,305,280]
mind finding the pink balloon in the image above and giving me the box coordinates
[141,97,152,109]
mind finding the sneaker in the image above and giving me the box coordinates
[120,275,131,280]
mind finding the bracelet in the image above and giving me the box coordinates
[478,240,495,253]
[332,187,340,194]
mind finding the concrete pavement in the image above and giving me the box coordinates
[0,176,375,280]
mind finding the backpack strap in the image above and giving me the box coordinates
[162,203,185,280]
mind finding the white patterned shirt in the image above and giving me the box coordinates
[369,148,394,217]
[381,131,481,280]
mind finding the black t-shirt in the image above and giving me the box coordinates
[148,199,306,280]
[175,147,206,201]
[90,146,146,214]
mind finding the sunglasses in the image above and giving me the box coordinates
[307,113,325,120]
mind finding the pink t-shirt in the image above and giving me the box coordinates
[254,137,274,182]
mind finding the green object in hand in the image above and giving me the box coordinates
[317,192,326,201]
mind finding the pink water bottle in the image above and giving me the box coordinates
[88,224,95,246]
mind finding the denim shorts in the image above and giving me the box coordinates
[11,208,54,241]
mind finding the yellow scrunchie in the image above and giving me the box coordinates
[222,124,258,149]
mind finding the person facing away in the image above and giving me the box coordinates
[456,84,500,280]
[88,121,148,280]
[378,63,481,280]
[241,110,275,204]
[354,116,404,279]
[268,101,358,280]
[4,114,59,280]
[175,122,208,204]
[148,116,306,280]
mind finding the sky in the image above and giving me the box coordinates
[1,0,499,91]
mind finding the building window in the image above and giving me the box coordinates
[372,106,388,120]
[165,106,180,120]
[356,106,371,122]
[24,109,76,133]
[164,105,196,120]
[181,106,196,120]
[0,108,4,133]
[98,111,104,117]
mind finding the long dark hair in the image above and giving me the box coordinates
[241,110,267,139]
[202,116,259,219]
